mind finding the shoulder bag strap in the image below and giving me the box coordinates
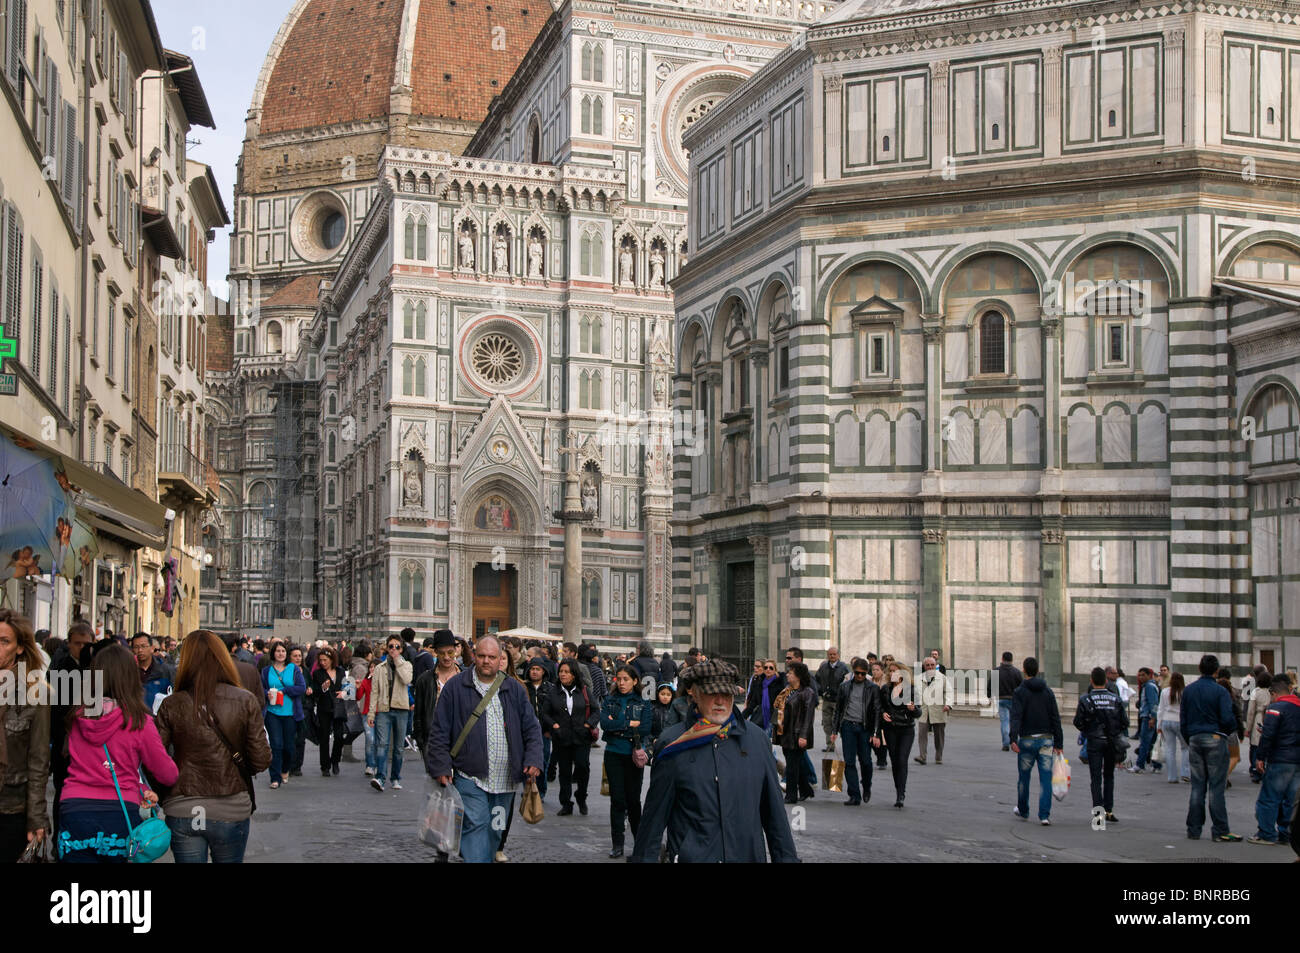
[201,702,258,812]
[102,743,136,834]
[450,673,505,759]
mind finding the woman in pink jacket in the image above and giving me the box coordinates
[58,644,179,863]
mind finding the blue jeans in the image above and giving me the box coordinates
[1161,722,1187,781]
[1135,718,1157,769]
[998,699,1012,746]
[165,814,251,863]
[1254,762,1299,843]
[841,721,874,801]
[1186,733,1230,838]
[363,721,377,771]
[264,713,295,780]
[454,774,515,863]
[373,711,405,782]
[1017,736,1055,820]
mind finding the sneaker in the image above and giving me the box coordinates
[494,850,509,863]
[1105,813,1120,824]
[1211,833,1242,842]
[1012,808,1028,820]
[1002,745,1010,751]
[370,778,385,792]
[1129,766,1147,774]
[392,781,403,790]
[364,766,376,777]
[1247,836,1280,846]
[1040,818,1051,826]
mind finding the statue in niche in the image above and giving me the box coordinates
[493,232,509,275]
[527,234,544,278]
[649,246,665,288]
[402,462,423,507]
[650,315,670,358]
[458,229,475,269]
[652,373,667,408]
[618,242,635,287]
[582,476,599,517]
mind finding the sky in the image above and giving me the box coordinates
[152,0,297,297]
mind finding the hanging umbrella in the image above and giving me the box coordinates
[0,430,73,583]
[57,514,100,582]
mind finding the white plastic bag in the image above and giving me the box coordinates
[1051,752,1071,802]
[419,781,464,855]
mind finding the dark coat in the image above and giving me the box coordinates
[742,673,786,729]
[659,656,678,683]
[525,679,553,727]
[412,668,457,750]
[311,665,346,723]
[1258,695,1300,765]
[423,670,544,782]
[776,685,817,752]
[666,695,691,729]
[632,654,662,684]
[539,683,598,747]
[600,691,654,756]
[1074,687,1129,744]
[832,677,882,734]
[880,680,921,731]
[1009,677,1063,749]
[629,706,798,863]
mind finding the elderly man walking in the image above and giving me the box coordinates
[425,636,544,863]
[631,659,798,863]
[817,648,849,752]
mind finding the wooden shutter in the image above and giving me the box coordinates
[62,101,77,207]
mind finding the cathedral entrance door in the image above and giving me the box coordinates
[472,562,517,639]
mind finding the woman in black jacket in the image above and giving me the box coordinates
[539,660,598,816]
[880,662,920,807]
[742,659,786,736]
[311,648,347,776]
[775,663,817,803]
[650,683,675,746]
[524,658,554,799]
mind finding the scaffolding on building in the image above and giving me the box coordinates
[270,377,321,623]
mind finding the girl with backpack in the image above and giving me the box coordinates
[540,659,598,817]
[59,644,179,863]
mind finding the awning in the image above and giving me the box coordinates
[0,419,168,550]
[142,207,183,260]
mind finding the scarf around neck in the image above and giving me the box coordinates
[659,711,738,760]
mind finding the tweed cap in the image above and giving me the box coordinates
[682,658,744,695]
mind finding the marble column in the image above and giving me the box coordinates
[749,535,771,661]
[561,470,585,642]
[1039,525,1065,683]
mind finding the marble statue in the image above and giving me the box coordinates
[649,247,665,288]
[403,468,423,507]
[493,233,509,274]
[527,237,544,278]
[458,232,475,269]
[619,246,634,286]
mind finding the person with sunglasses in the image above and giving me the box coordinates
[829,659,882,805]
[742,660,786,735]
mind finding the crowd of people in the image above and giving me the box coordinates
[1,606,1296,864]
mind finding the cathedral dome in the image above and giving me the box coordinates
[251,0,545,136]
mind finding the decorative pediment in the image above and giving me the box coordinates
[455,394,547,490]
[399,419,428,457]
[724,298,751,349]
[850,295,904,326]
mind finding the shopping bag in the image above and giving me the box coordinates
[519,779,544,824]
[418,781,465,855]
[1051,752,1071,802]
[821,757,845,793]
[1151,730,1164,765]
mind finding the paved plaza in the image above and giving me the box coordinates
[232,716,1293,864]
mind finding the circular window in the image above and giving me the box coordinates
[472,333,524,385]
[459,316,543,398]
[290,191,349,262]
[320,212,346,250]
[658,69,747,193]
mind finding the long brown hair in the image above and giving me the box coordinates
[0,609,44,686]
[74,644,151,731]
[175,629,240,711]
[1168,671,1185,705]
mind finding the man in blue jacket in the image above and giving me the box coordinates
[631,659,797,863]
[425,635,543,863]
[1180,654,1243,842]
[1131,667,1161,773]
[1249,673,1299,847]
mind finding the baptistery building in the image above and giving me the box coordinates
[673,0,1300,686]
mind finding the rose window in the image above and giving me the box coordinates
[471,333,524,386]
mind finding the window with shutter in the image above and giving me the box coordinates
[3,205,22,331]
[106,293,115,381]
[62,310,70,413]
[62,102,76,207]
[49,285,58,397]
[30,253,42,383]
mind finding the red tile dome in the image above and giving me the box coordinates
[255,0,545,136]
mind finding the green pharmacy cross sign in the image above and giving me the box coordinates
[0,323,17,396]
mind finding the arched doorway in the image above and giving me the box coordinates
[450,479,549,639]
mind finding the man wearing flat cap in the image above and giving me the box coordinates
[630,658,798,863]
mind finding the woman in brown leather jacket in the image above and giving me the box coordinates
[776,662,817,804]
[0,610,49,861]
[156,630,272,863]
